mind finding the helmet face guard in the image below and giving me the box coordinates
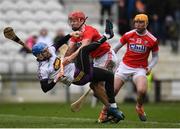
[68,11,86,31]
[32,42,48,56]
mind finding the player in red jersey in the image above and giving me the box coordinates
[98,14,159,122]
[64,10,116,70]
[64,10,118,123]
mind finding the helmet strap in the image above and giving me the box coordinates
[74,17,88,31]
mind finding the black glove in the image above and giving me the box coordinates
[104,19,114,39]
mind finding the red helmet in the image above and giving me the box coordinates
[68,10,86,21]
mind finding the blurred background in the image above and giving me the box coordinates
[0,0,179,105]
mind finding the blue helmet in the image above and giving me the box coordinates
[32,42,48,56]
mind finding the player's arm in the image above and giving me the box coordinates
[63,39,91,65]
[113,33,127,53]
[53,34,71,51]
[53,31,81,51]
[68,39,91,59]
[113,42,123,53]
[146,51,159,75]
[40,79,56,93]
[64,40,78,57]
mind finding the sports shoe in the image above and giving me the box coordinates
[107,107,125,123]
[104,19,114,39]
[98,107,112,123]
[136,104,147,121]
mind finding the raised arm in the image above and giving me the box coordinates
[53,31,81,51]
[53,34,71,51]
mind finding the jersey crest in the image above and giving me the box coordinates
[53,57,61,71]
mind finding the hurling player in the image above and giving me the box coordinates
[32,20,125,123]
[99,14,159,122]
[64,10,118,123]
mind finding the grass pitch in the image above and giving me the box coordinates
[0,102,180,128]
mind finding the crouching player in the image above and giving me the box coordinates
[32,20,125,123]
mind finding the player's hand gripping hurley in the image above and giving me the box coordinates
[54,44,68,83]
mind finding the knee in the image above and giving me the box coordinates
[114,88,119,95]
[136,83,147,94]
[137,86,147,95]
[114,77,124,95]
[135,77,147,94]
[89,82,104,90]
[89,82,98,97]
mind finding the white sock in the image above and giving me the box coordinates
[110,103,117,108]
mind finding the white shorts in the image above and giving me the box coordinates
[115,61,147,82]
[93,49,117,71]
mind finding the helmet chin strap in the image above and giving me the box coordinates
[72,17,88,31]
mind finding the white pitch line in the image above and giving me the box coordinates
[0,114,180,126]
[0,114,95,121]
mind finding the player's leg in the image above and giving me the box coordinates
[107,6,113,22]
[91,82,109,123]
[97,74,125,123]
[97,61,126,123]
[93,67,115,105]
[92,67,125,123]
[114,75,125,95]
[100,5,105,25]
[92,49,117,108]
[92,45,117,122]
[90,81,110,123]
[89,81,109,107]
[133,69,148,121]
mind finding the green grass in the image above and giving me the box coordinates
[0,102,180,128]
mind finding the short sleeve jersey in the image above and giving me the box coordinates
[120,29,159,68]
[37,46,75,82]
[70,25,111,58]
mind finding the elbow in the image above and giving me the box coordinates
[42,89,48,93]
[40,80,56,93]
[41,85,50,93]
[42,88,49,93]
